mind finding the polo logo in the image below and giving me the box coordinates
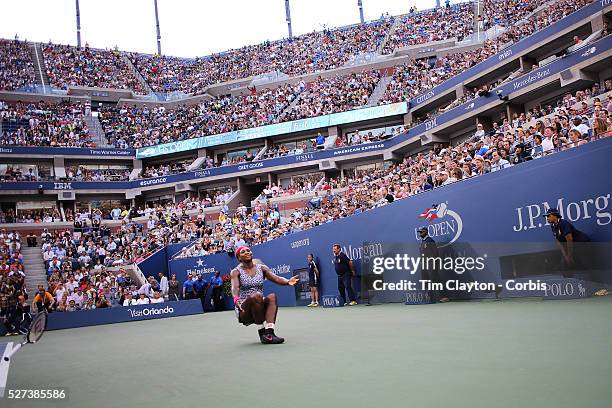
[322,296,343,307]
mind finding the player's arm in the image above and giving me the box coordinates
[262,265,299,286]
[230,268,243,311]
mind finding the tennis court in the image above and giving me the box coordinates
[3,297,612,408]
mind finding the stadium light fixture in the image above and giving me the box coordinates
[75,0,81,48]
[285,0,293,39]
[358,0,364,24]
[154,0,162,55]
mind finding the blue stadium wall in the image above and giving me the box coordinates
[161,138,612,305]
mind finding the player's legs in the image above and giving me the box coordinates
[262,293,284,344]
[263,293,278,323]
[309,287,316,306]
[239,293,265,325]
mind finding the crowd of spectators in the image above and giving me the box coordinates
[276,70,381,123]
[0,229,30,334]
[382,2,475,54]
[100,83,301,148]
[130,18,391,94]
[0,101,93,147]
[0,0,596,152]
[1,166,41,182]
[2,208,62,224]
[141,163,188,179]
[42,43,147,94]
[65,166,131,182]
[380,0,594,106]
[0,38,35,91]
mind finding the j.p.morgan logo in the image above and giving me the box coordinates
[513,194,611,232]
[128,306,175,317]
[415,202,463,247]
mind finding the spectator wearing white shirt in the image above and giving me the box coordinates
[490,150,511,172]
[542,127,555,152]
[150,292,164,304]
[158,272,169,296]
[64,277,77,294]
[68,289,85,307]
[122,292,136,306]
[43,248,55,266]
[473,123,486,140]
[54,283,67,305]
[135,293,150,305]
[571,116,591,136]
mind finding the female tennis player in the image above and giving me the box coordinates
[231,246,299,344]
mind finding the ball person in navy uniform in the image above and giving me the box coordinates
[418,227,449,303]
[544,208,608,296]
[544,208,590,275]
[307,254,320,307]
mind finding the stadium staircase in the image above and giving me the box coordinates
[377,17,402,54]
[366,74,393,106]
[29,43,50,87]
[84,113,113,148]
[277,90,306,120]
[122,54,154,94]
[21,246,48,296]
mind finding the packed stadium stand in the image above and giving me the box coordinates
[0,0,611,319]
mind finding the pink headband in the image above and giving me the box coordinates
[235,246,250,258]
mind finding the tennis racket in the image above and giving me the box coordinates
[3,312,47,362]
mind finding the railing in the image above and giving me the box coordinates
[15,84,66,95]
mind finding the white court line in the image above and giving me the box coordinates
[0,342,14,398]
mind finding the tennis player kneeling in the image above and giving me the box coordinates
[231,246,299,344]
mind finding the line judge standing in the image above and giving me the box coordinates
[332,244,357,306]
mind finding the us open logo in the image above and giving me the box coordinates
[415,202,463,247]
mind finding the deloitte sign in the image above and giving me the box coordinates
[127,306,175,318]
